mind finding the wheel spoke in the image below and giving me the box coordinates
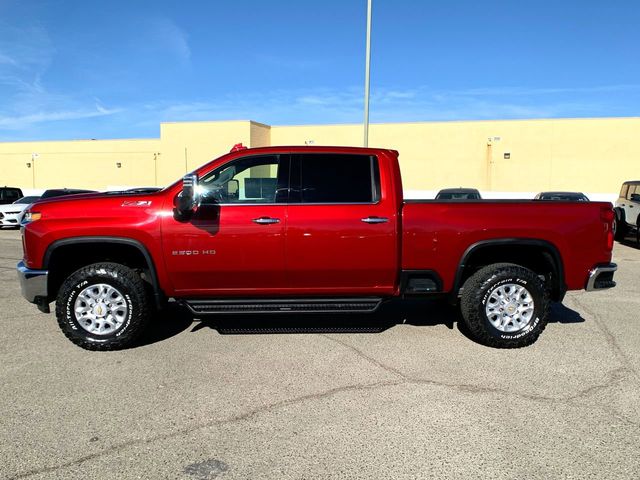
[484,283,536,333]
[73,283,128,336]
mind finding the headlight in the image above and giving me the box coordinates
[22,212,42,224]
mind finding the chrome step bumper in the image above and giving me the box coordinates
[16,260,50,313]
[586,263,617,291]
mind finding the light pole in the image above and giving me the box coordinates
[363,0,372,147]
[31,153,39,188]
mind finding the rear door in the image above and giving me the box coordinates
[285,153,398,295]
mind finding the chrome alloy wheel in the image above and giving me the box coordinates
[74,283,128,335]
[485,283,535,333]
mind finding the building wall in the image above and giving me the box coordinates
[0,138,161,191]
[272,117,640,196]
[1,117,638,198]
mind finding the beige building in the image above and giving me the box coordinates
[1,117,638,200]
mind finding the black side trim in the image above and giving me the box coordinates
[43,236,163,308]
[453,238,566,300]
[183,297,383,315]
[400,270,443,295]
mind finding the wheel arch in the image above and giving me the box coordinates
[453,238,566,302]
[44,237,164,308]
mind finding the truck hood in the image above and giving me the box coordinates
[31,189,164,207]
[26,190,166,225]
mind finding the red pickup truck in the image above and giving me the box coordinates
[17,146,617,350]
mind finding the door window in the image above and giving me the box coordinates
[620,184,629,199]
[292,154,379,203]
[198,155,287,204]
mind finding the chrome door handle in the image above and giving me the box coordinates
[361,216,389,224]
[253,217,280,224]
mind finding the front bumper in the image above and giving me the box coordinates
[0,213,21,227]
[586,263,617,291]
[17,260,50,312]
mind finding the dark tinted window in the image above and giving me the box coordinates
[4,189,21,201]
[295,154,378,203]
[539,192,588,201]
[436,191,481,200]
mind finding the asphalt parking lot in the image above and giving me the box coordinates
[1,228,639,479]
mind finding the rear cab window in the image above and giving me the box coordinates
[6,189,21,201]
[1,188,22,202]
[290,153,380,204]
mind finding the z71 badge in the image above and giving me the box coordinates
[172,250,216,256]
[122,200,152,207]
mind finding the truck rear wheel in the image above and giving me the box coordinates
[55,262,152,350]
[459,263,549,348]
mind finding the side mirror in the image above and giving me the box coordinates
[630,193,640,202]
[176,173,200,214]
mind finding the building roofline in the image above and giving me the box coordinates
[271,116,640,128]
[160,119,251,125]
[0,137,159,145]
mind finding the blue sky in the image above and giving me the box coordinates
[0,0,639,140]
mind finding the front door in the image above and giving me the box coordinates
[162,154,289,295]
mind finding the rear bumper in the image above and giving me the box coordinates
[585,263,617,291]
[17,261,49,311]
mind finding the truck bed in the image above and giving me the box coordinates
[402,200,613,292]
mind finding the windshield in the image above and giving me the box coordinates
[436,191,481,200]
[13,196,40,204]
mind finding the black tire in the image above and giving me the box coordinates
[613,209,627,241]
[460,263,549,348]
[55,262,152,350]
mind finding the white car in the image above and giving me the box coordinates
[0,196,41,228]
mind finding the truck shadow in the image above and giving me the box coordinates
[617,226,640,248]
[136,299,585,347]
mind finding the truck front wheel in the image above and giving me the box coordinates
[55,262,152,350]
[459,263,549,348]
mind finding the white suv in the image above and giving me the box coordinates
[0,196,40,228]
[614,181,640,241]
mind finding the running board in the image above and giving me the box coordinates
[183,298,383,315]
